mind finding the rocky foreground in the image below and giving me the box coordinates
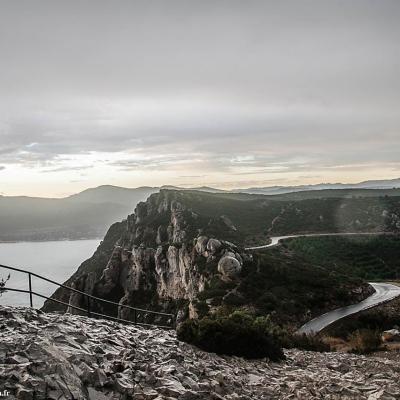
[0,307,399,400]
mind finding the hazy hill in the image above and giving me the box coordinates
[256,188,400,201]
[66,185,158,206]
[1,178,400,242]
[0,186,158,241]
[233,177,400,195]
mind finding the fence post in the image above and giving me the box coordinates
[28,273,33,308]
[134,309,137,325]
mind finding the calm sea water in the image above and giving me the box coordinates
[0,240,100,308]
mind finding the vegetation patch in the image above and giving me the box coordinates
[286,235,400,280]
[236,248,364,327]
[348,329,382,354]
[177,311,285,361]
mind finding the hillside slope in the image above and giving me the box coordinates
[43,190,374,329]
[284,235,400,280]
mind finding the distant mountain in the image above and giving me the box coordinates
[1,178,400,241]
[67,185,158,206]
[160,185,226,193]
[258,188,400,201]
[0,186,158,242]
[233,178,400,195]
[159,178,400,195]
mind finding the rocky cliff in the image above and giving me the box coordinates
[43,190,373,328]
[43,190,250,325]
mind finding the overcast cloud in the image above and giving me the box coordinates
[0,0,399,196]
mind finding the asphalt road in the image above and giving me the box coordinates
[297,282,400,335]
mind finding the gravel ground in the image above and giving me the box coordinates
[0,306,399,399]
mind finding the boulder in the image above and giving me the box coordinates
[218,256,241,279]
[206,239,221,254]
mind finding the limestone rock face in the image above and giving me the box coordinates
[195,236,208,255]
[156,225,167,244]
[46,190,247,323]
[169,200,187,244]
[218,256,242,279]
[96,247,124,296]
[2,306,400,400]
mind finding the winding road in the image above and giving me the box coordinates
[245,232,390,251]
[245,232,400,334]
[297,282,400,335]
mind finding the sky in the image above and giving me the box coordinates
[1,0,400,197]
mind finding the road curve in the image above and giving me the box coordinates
[244,233,400,335]
[245,232,390,251]
[297,282,400,335]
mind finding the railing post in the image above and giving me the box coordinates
[134,309,137,325]
[28,273,33,308]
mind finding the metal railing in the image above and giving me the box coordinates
[0,264,175,329]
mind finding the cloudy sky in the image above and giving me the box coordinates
[1,0,399,197]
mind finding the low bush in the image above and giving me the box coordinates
[177,311,285,361]
[193,300,209,318]
[348,329,382,354]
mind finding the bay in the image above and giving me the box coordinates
[0,240,100,308]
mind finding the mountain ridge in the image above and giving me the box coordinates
[2,177,400,200]
[43,189,385,329]
[1,178,400,241]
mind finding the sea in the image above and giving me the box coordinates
[0,240,100,308]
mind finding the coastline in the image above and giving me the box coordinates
[0,237,102,244]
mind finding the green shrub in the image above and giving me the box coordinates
[197,287,227,301]
[223,291,246,306]
[193,300,209,318]
[177,311,285,361]
[348,329,382,354]
[177,318,199,344]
